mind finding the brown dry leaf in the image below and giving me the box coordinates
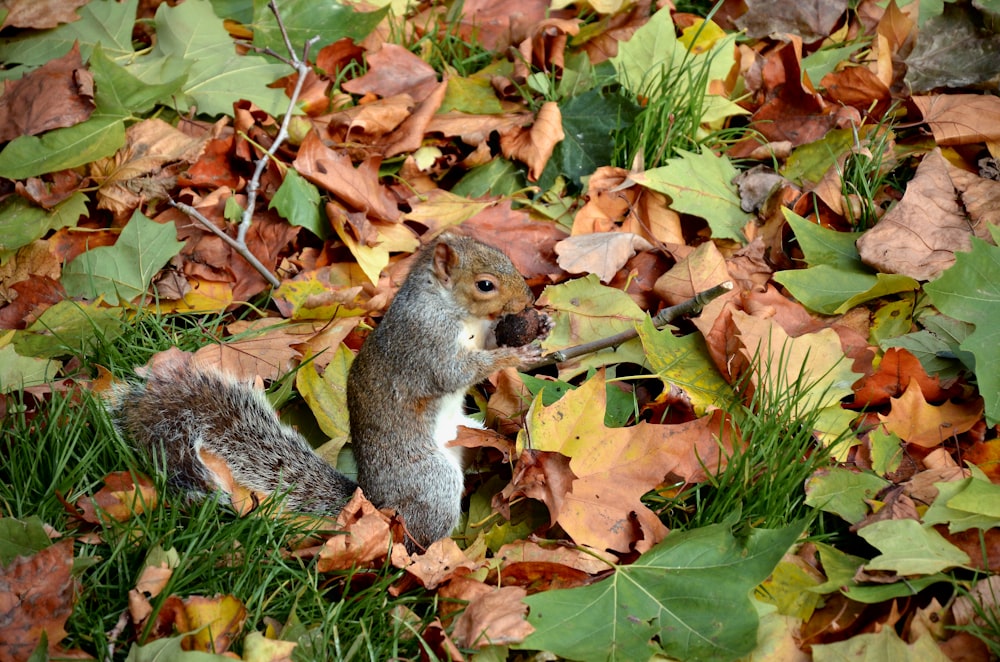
[0,43,93,142]
[293,132,400,222]
[405,537,478,589]
[75,471,158,524]
[456,0,550,51]
[653,240,730,305]
[89,118,207,219]
[913,94,1000,146]
[315,489,400,572]
[426,110,534,147]
[486,368,534,435]
[182,594,247,654]
[342,44,439,103]
[739,39,837,150]
[735,0,848,42]
[0,539,76,662]
[856,149,1000,281]
[499,101,565,181]
[495,540,615,575]
[191,318,309,382]
[554,232,653,283]
[522,370,732,553]
[820,65,891,118]
[382,80,448,157]
[1,0,87,28]
[326,94,415,141]
[0,238,62,302]
[91,118,207,218]
[573,166,684,244]
[462,201,568,281]
[451,586,534,649]
[878,380,984,448]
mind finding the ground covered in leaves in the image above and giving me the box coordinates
[1,0,1000,660]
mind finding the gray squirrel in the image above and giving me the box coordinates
[109,234,546,551]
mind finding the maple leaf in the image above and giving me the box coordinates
[878,380,984,448]
[519,369,731,553]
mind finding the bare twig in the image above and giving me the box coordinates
[169,0,317,290]
[528,281,733,369]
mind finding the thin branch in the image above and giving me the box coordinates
[168,0,316,290]
[528,281,733,369]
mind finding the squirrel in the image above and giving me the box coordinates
[108,234,545,551]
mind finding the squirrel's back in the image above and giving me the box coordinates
[108,359,356,513]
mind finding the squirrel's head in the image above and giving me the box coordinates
[431,235,533,319]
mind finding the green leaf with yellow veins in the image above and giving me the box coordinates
[637,318,735,415]
[632,148,750,243]
[859,519,970,575]
[62,210,184,306]
[774,210,919,315]
[925,234,1000,425]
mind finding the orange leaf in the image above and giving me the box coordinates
[878,380,984,448]
[521,370,733,552]
[76,471,158,524]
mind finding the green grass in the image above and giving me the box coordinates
[648,346,851,532]
[0,314,439,660]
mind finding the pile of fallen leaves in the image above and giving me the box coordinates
[2,0,1000,659]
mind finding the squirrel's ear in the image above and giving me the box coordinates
[432,240,459,286]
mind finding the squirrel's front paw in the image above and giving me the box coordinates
[513,341,544,365]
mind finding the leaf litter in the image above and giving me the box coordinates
[1,0,999,659]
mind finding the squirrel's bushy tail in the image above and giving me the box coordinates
[107,354,357,514]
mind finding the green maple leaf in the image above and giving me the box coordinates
[128,0,288,117]
[925,232,1000,425]
[632,148,750,243]
[62,210,185,306]
[518,519,805,662]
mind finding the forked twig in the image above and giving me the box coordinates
[169,0,317,289]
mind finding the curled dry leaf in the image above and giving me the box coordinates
[555,231,653,283]
[451,586,534,649]
[314,489,403,572]
[499,101,565,181]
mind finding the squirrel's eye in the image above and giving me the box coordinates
[475,279,496,293]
